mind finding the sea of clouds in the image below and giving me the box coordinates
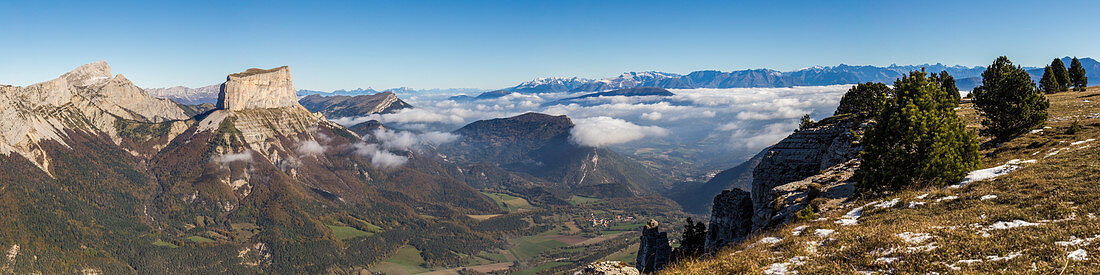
[332,85,852,170]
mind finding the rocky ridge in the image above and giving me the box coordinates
[298,91,412,119]
[706,114,868,248]
[0,61,188,172]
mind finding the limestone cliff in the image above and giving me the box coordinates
[706,114,868,249]
[198,66,343,183]
[0,61,188,172]
[217,66,299,111]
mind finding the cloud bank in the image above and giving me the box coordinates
[331,85,850,169]
[570,116,668,147]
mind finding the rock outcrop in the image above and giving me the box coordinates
[635,219,672,273]
[574,261,640,275]
[705,189,753,250]
[199,66,335,174]
[750,114,866,230]
[705,114,868,249]
[217,66,299,111]
[0,61,188,172]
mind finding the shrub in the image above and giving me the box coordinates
[972,56,1050,141]
[795,205,818,222]
[835,82,894,116]
[854,70,981,194]
[799,114,815,130]
[1067,121,1083,135]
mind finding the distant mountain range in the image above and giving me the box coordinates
[465,57,1100,99]
[546,87,675,106]
[299,91,412,119]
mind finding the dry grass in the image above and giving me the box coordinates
[666,86,1100,274]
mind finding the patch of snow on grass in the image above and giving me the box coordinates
[908,201,925,208]
[835,205,869,226]
[874,198,900,209]
[986,252,1022,261]
[897,232,933,244]
[935,196,957,202]
[1069,249,1089,261]
[907,243,938,253]
[957,259,983,265]
[757,237,782,245]
[764,256,806,275]
[814,229,835,237]
[791,225,808,236]
[1056,235,1100,247]
[875,257,900,264]
[985,220,1041,230]
[980,195,997,200]
[952,159,1036,188]
[915,193,930,199]
[1071,139,1096,146]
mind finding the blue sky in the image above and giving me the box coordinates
[1,0,1097,91]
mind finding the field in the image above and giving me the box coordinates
[509,233,570,260]
[186,236,215,243]
[369,245,431,274]
[326,224,372,240]
[481,191,536,213]
[569,195,602,205]
[668,86,1100,273]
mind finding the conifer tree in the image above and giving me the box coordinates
[676,218,706,259]
[930,70,961,106]
[854,70,980,194]
[1069,57,1088,91]
[1039,65,1061,94]
[972,56,1050,141]
[1051,58,1071,91]
[834,82,893,116]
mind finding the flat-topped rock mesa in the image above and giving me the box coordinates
[217,66,299,111]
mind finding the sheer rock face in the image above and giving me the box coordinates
[705,189,753,250]
[217,66,298,111]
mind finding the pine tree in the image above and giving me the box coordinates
[972,56,1050,141]
[676,217,706,259]
[931,71,961,104]
[835,82,894,116]
[1069,57,1088,91]
[1052,58,1071,91]
[1039,65,1061,94]
[854,70,981,194]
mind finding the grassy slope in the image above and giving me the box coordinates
[667,86,1100,274]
